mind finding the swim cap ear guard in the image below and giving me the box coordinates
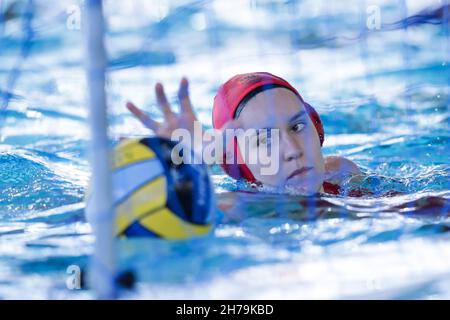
[213,72,324,183]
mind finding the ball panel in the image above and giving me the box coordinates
[114,139,155,170]
[115,176,166,235]
[123,221,160,238]
[144,138,195,224]
[183,162,214,225]
[113,157,165,205]
[139,207,212,239]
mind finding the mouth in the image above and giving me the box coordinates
[287,167,313,181]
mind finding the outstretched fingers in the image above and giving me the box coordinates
[155,82,175,120]
[178,77,196,116]
[126,101,160,131]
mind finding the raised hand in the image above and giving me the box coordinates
[126,77,198,140]
[127,77,243,165]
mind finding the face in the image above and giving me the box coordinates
[236,88,325,194]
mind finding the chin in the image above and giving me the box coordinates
[284,171,323,193]
[284,180,323,196]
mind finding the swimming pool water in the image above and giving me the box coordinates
[1,0,450,299]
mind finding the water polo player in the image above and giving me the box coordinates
[126,72,361,196]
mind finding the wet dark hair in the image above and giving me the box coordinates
[233,84,290,119]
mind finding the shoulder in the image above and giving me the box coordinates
[324,156,361,184]
[325,156,361,174]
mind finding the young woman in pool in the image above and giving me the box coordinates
[126,72,362,196]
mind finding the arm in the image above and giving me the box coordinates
[324,156,361,185]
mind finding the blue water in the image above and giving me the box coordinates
[1,0,450,299]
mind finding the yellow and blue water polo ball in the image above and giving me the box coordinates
[112,137,214,239]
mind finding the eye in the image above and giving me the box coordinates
[291,122,305,133]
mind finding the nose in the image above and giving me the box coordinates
[282,134,303,162]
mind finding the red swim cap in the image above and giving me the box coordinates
[212,72,324,183]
